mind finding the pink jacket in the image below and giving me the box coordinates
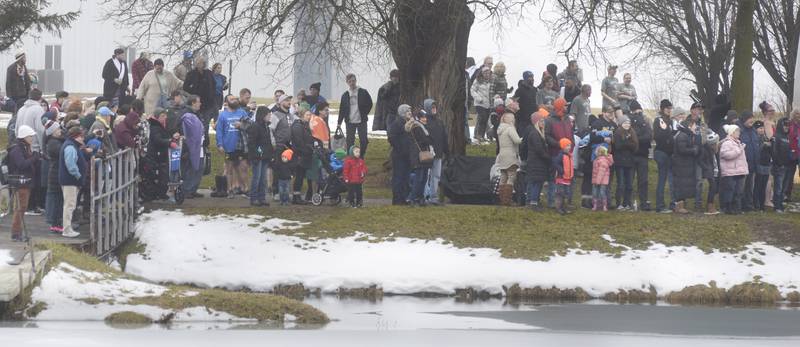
[592,154,614,185]
[719,137,749,177]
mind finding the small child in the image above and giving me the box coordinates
[343,145,368,208]
[753,121,771,211]
[553,138,574,215]
[591,146,614,211]
[274,149,296,206]
[329,148,346,172]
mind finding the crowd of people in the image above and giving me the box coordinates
[463,56,798,215]
[2,46,799,242]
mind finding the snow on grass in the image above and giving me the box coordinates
[30,262,254,322]
[0,249,11,268]
[128,210,800,297]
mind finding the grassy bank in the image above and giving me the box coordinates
[24,243,329,324]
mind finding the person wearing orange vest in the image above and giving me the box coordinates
[553,138,574,215]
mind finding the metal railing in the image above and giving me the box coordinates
[90,147,139,256]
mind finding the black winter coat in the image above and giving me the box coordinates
[698,144,719,179]
[773,120,792,166]
[147,118,171,164]
[183,69,216,112]
[512,80,538,129]
[406,120,433,169]
[521,127,551,182]
[102,58,129,99]
[426,115,449,159]
[7,139,37,187]
[290,120,314,169]
[46,136,64,192]
[613,128,638,168]
[246,120,274,162]
[338,88,373,125]
[388,116,411,158]
[672,126,700,200]
[630,113,652,157]
[652,114,676,155]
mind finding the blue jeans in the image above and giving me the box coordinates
[410,167,429,203]
[527,181,544,205]
[45,189,63,226]
[249,160,269,203]
[592,184,608,201]
[181,160,203,194]
[426,158,443,203]
[654,150,675,211]
[772,165,787,210]
[278,180,291,204]
[615,166,634,207]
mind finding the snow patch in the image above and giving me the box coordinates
[0,249,12,268]
[30,262,252,322]
[128,211,800,297]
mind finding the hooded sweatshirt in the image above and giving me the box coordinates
[114,111,141,149]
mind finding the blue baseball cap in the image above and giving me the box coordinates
[98,106,114,116]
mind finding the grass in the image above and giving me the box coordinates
[30,243,329,324]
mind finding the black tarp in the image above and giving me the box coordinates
[441,156,496,205]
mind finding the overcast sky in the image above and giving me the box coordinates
[467,6,783,111]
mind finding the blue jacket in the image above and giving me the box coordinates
[59,138,88,187]
[216,108,248,153]
[738,123,760,171]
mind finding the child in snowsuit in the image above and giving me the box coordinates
[343,145,368,208]
[553,138,574,215]
[592,146,614,211]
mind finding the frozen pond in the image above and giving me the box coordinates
[2,296,800,346]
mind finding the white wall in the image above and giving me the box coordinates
[0,0,391,102]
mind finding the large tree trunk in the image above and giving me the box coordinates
[731,0,756,112]
[389,0,474,156]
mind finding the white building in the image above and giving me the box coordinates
[0,0,391,101]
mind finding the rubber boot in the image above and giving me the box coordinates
[602,199,608,212]
[592,198,599,211]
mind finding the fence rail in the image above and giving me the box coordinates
[90,147,138,256]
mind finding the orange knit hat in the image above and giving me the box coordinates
[282,148,294,161]
[554,98,567,117]
[559,138,572,150]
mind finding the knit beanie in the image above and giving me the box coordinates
[554,98,567,117]
[334,148,346,160]
[559,138,572,150]
[629,100,643,112]
[740,110,754,123]
[725,110,739,122]
[281,148,294,161]
[723,124,739,136]
[617,115,631,126]
[397,104,412,119]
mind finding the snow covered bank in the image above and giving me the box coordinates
[0,249,11,268]
[128,211,800,297]
[29,263,254,322]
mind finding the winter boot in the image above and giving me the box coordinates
[292,194,308,205]
[581,196,593,209]
[592,198,599,211]
[602,199,609,212]
[498,184,513,206]
[704,202,719,215]
[673,201,689,214]
[211,175,229,198]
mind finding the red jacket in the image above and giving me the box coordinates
[343,157,367,184]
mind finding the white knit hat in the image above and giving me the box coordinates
[17,125,35,139]
[723,124,739,136]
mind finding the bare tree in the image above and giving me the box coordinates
[754,0,800,111]
[548,0,737,110]
[100,0,524,155]
[0,0,79,52]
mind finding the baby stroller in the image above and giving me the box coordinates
[168,138,185,205]
[311,146,347,206]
